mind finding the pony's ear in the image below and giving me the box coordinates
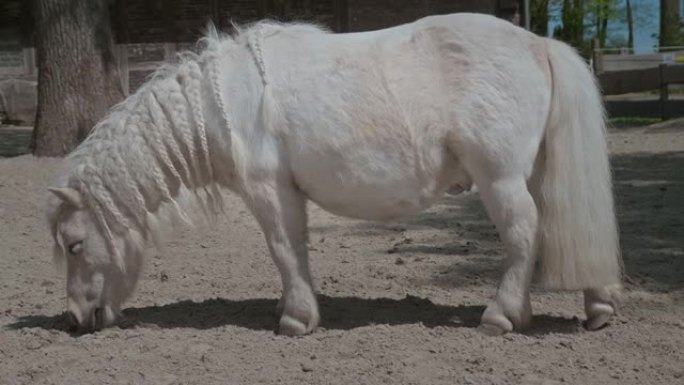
[48,187,83,209]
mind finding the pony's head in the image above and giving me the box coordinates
[47,186,143,333]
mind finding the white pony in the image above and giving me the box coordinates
[46,13,622,335]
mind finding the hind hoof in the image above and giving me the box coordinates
[584,286,619,331]
[585,303,614,331]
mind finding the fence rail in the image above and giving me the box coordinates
[597,64,684,119]
[4,45,684,122]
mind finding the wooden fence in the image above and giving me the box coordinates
[593,44,684,119]
[4,44,684,121]
[598,64,684,119]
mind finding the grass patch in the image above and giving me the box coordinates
[609,116,662,128]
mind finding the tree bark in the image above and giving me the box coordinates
[531,0,549,36]
[660,0,682,48]
[596,1,609,48]
[557,0,584,48]
[626,0,633,50]
[31,0,124,157]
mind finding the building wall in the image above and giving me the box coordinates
[0,0,523,101]
[115,0,342,43]
[346,0,498,32]
[115,0,522,43]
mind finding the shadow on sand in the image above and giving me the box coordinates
[339,151,684,292]
[6,294,582,336]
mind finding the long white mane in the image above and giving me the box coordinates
[47,21,328,268]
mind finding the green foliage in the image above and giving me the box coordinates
[659,0,684,47]
[609,116,662,128]
[537,0,659,55]
[531,0,550,36]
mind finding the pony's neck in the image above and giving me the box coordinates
[138,58,225,219]
[64,56,226,236]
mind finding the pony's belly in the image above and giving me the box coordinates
[306,179,434,221]
[292,155,462,221]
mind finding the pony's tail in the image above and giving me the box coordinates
[535,38,622,290]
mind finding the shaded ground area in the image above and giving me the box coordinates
[0,127,683,385]
[613,151,684,291]
[0,125,31,157]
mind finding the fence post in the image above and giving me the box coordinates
[23,48,36,77]
[117,45,129,96]
[660,63,669,120]
[592,38,603,74]
[164,43,176,61]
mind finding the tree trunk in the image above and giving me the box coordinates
[531,0,549,36]
[558,0,584,48]
[31,0,124,157]
[660,0,682,48]
[596,1,609,48]
[626,0,633,50]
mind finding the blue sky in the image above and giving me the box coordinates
[548,0,675,53]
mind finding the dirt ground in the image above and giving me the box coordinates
[0,126,683,385]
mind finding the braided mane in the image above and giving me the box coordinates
[48,28,235,269]
[47,21,329,270]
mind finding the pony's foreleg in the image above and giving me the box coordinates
[242,180,319,336]
[477,177,539,335]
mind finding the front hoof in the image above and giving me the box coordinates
[478,299,530,335]
[278,314,313,336]
[275,293,320,336]
[477,322,510,336]
[478,310,514,336]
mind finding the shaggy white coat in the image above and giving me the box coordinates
[47,13,621,335]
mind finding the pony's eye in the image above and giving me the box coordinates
[68,241,83,255]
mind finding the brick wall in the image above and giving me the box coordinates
[216,0,262,28]
[1,0,523,93]
[346,0,498,32]
[115,0,520,43]
[116,0,170,43]
[117,0,264,43]
[0,37,35,81]
[0,46,23,69]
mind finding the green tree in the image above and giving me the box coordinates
[660,0,683,48]
[626,0,633,49]
[545,0,654,54]
[554,0,585,49]
[531,0,550,36]
[593,0,614,47]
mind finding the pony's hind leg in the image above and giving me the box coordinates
[476,177,539,335]
[241,179,319,336]
[584,285,621,330]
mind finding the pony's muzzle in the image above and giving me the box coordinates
[66,306,105,333]
[93,307,104,329]
[65,310,79,329]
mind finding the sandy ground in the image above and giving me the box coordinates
[0,126,683,385]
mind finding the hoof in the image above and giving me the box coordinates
[479,298,530,335]
[277,314,312,336]
[275,288,320,336]
[479,310,514,336]
[477,322,510,336]
[585,302,614,331]
[584,286,619,331]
